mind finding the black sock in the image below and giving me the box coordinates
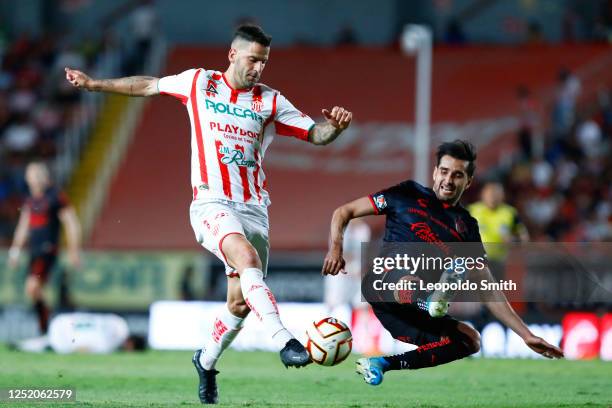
[34,300,49,334]
[384,334,475,370]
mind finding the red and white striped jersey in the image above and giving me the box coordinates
[157,68,315,206]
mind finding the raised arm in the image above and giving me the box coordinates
[59,206,82,268]
[473,266,564,359]
[322,196,376,276]
[8,207,30,268]
[309,106,352,145]
[65,67,159,97]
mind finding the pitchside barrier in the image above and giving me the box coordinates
[0,250,208,310]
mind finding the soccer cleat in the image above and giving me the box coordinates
[427,298,450,318]
[192,349,219,404]
[356,357,388,386]
[280,338,311,368]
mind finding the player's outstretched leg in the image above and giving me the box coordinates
[356,322,480,385]
[223,234,310,368]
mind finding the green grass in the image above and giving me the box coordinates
[0,345,610,407]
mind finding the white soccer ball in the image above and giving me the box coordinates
[305,317,352,366]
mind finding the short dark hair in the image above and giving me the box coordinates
[234,24,272,47]
[436,139,477,177]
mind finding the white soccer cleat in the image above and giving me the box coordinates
[427,299,449,318]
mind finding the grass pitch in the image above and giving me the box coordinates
[0,345,610,407]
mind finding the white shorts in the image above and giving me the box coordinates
[190,199,269,277]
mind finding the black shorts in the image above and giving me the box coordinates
[370,301,461,346]
[28,253,57,283]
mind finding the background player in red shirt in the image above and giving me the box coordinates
[7,162,81,335]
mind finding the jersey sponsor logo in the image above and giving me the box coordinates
[409,222,451,254]
[205,100,264,125]
[210,122,259,139]
[417,198,429,208]
[373,194,387,211]
[198,183,209,190]
[218,145,256,168]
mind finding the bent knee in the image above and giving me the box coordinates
[227,299,250,318]
[457,322,481,354]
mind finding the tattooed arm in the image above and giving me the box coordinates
[65,67,159,97]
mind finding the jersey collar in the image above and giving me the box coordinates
[222,73,253,93]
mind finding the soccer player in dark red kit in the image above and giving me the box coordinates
[7,162,81,335]
[323,140,563,385]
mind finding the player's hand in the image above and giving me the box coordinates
[322,106,352,131]
[524,335,564,359]
[322,249,346,276]
[65,67,92,90]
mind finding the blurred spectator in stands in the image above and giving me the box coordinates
[592,0,612,42]
[444,18,466,45]
[561,8,578,43]
[128,0,157,74]
[552,68,581,137]
[516,85,541,159]
[526,20,544,44]
[576,116,602,158]
[2,113,39,156]
[180,264,196,301]
[336,25,359,46]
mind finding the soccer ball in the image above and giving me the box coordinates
[305,317,352,366]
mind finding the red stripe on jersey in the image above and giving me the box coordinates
[230,89,239,104]
[253,149,261,202]
[235,144,252,202]
[160,91,188,105]
[193,186,198,200]
[262,93,277,129]
[215,140,232,199]
[274,121,309,141]
[367,195,380,215]
[190,69,208,184]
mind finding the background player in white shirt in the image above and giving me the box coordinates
[65,24,352,404]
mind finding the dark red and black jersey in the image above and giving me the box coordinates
[368,180,484,246]
[364,180,487,304]
[25,188,70,255]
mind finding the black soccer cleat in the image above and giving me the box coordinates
[280,338,311,368]
[192,349,219,404]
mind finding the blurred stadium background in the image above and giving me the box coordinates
[0,0,611,369]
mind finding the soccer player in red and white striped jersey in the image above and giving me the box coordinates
[66,24,352,404]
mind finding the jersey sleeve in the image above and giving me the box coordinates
[157,69,198,105]
[273,93,315,141]
[368,181,413,215]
